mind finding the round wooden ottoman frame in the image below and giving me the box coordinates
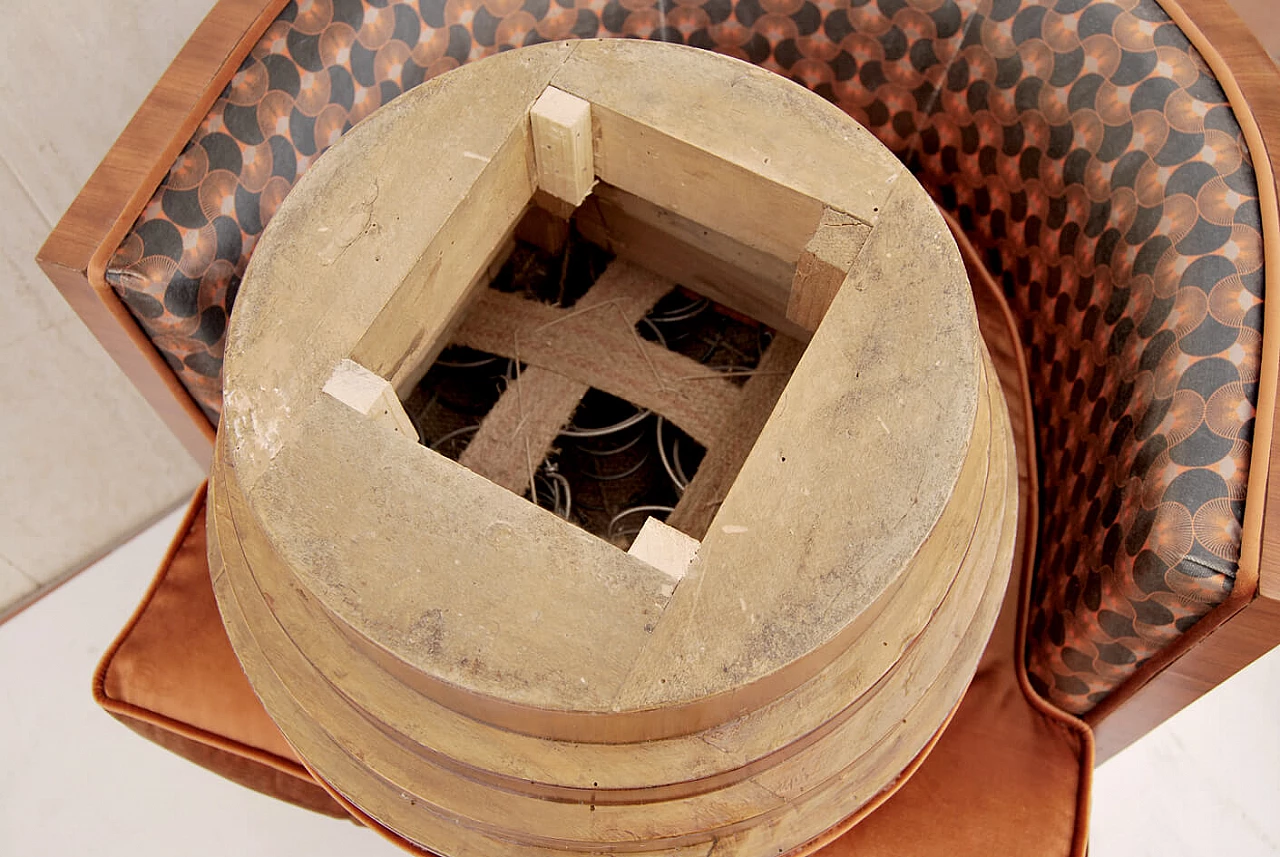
[209,39,1018,857]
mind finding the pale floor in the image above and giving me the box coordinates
[1,507,1278,857]
[0,0,207,619]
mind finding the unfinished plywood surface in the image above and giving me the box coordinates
[574,184,809,341]
[548,40,903,256]
[617,175,980,711]
[210,362,996,791]
[209,39,1013,857]
[221,44,576,495]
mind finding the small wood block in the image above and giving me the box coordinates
[785,208,869,332]
[530,87,594,206]
[322,359,417,439]
[627,517,699,584]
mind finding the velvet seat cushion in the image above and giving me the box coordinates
[94,222,1092,855]
[93,494,345,819]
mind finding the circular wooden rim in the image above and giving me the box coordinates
[211,39,1013,856]
[218,39,981,741]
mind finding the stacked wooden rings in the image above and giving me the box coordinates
[210,40,1018,857]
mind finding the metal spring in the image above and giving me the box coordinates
[532,465,573,519]
[608,504,676,542]
[655,416,687,494]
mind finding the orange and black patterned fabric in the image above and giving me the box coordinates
[106,0,1265,715]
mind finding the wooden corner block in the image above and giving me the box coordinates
[785,208,869,332]
[323,358,418,439]
[530,86,595,207]
[627,517,699,586]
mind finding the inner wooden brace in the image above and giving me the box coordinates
[327,84,869,574]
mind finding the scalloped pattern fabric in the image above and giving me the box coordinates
[106,0,1265,715]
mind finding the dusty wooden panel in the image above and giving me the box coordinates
[217,362,995,772]
[616,176,980,710]
[221,44,574,495]
[212,390,1010,851]
[550,41,904,253]
[241,393,676,713]
[214,544,703,857]
[584,104,824,263]
[574,184,809,341]
[212,414,1003,798]
[212,412,1014,855]
[211,397,1013,848]
[350,124,535,393]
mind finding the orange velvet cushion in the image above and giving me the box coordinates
[92,493,345,818]
[93,235,1091,852]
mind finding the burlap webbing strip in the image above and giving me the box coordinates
[666,335,805,540]
[452,260,801,530]
[453,263,742,451]
[458,262,669,495]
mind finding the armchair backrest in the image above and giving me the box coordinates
[47,0,1280,731]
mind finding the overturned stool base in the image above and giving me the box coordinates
[210,39,1018,857]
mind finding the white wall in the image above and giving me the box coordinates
[0,2,213,616]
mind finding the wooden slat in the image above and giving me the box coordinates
[574,184,810,341]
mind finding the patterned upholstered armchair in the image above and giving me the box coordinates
[38,0,1280,854]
